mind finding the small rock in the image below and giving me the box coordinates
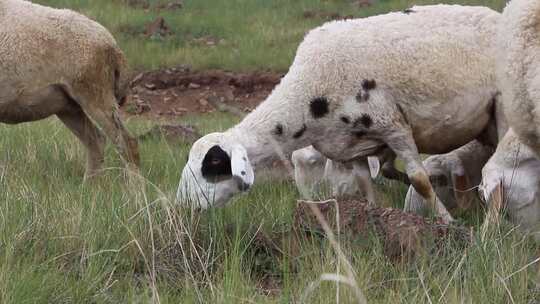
[188,83,201,89]
[145,83,156,90]
[198,99,209,107]
[224,90,235,102]
[131,73,144,84]
[139,103,151,113]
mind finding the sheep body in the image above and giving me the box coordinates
[496,0,540,157]
[179,5,501,218]
[0,0,138,178]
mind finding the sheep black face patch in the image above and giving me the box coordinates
[201,145,232,181]
[293,124,307,138]
[310,97,329,118]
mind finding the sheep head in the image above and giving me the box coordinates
[177,132,254,208]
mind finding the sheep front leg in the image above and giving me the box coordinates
[384,129,454,223]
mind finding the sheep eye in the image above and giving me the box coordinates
[201,145,232,181]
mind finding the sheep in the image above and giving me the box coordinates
[405,140,494,214]
[496,0,540,161]
[292,145,410,203]
[480,129,540,241]
[291,146,327,196]
[178,4,501,223]
[292,145,377,202]
[0,0,139,179]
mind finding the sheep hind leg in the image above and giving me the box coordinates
[74,93,140,173]
[57,109,105,180]
[384,127,454,223]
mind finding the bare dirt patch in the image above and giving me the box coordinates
[124,67,282,118]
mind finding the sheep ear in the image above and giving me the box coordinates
[231,145,254,186]
[367,156,380,179]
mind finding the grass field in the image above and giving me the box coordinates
[34,0,507,71]
[2,0,540,303]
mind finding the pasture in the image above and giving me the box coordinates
[1,0,539,303]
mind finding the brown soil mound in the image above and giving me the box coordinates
[293,199,471,260]
[124,67,282,118]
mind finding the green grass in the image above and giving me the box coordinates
[1,116,538,303]
[34,0,507,71]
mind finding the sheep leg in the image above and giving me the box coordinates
[76,95,140,171]
[57,110,106,180]
[356,159,376,205]
[384,129,454,223]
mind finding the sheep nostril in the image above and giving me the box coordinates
[238,181,250,191]
[234,176,251,192]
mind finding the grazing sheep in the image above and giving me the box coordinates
[0,0,139,178]
[405,140,494,214]
[292,145,377,201]
[291,146,327,196]
[178,5,501,222]
[323,157,376,203]
[480,130,540,241]
[496,0,540,160]
[292,145,409,203]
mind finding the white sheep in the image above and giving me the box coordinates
[291,146,327,196]
[496,0,540,159]
[405,140,494,214]
[292,146,377,202]
[0,0,139,179]
[178,5,501,222]
[480,129,540,241]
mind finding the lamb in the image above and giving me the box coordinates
[292,146,377,202]
[496,0,540,160]
[0,0,139,179]
[291,146,327,196]
[405,140,494,214]
[292,145,410,203]
[480,130,540,241]
[178,5,501,223]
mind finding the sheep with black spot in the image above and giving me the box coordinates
[178,5,501,222]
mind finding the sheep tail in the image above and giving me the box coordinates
[110,47,130,106]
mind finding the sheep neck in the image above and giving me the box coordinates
[227,95,311,170]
